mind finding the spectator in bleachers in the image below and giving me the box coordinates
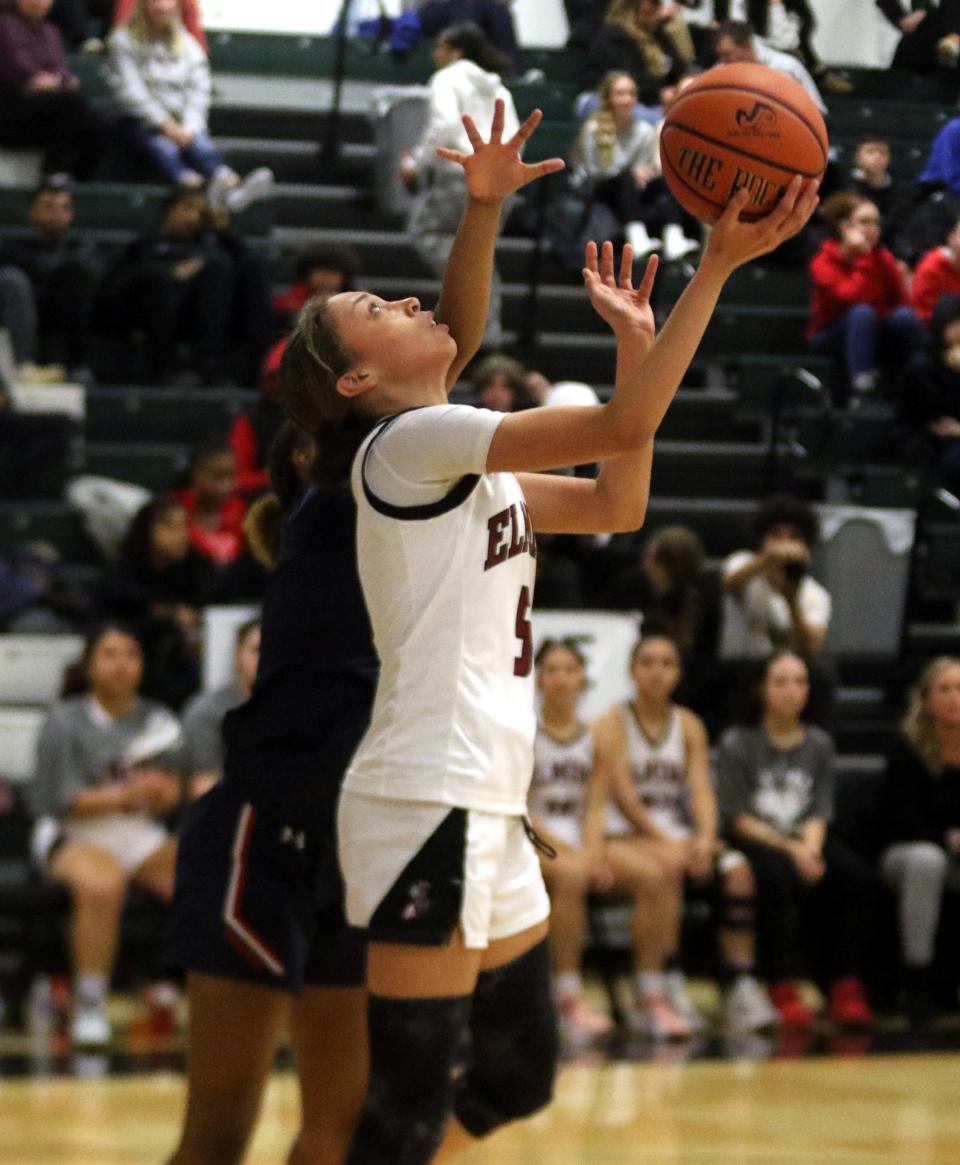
[47,0,113,50]
[106,0,273,211]
[807,192,924,400]
[879,656,960,1023]
[720,496,836,730]
[470,353,538,411]
[0,0,104,179]
[716,650,876,1030]
[713,19,826,114]
[416,0,523,72]
[181,617,259,801]
[573,70,699,262]
[175,439,247,566]
[400,22,518,350]
[0,377,76,500]
[877,0,960,71]
[0,175,100,383]
[272,242,362,335]
[564,0,605,48]
[912,217,960,323]
[98,187,271,386]
[28,622,183,1046]
[113,0,203,50]
[846,137,913,255]
[99,493,214,704]
[597,635,780,1035]
[899,294,960,493]
[586,0,695,108]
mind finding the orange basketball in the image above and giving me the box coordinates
[659,62,828,224]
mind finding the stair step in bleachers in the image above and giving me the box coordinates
[82,442,189,493]
[643,497,756,556]
[0,503,98,564]
[85,387,257,444]
[0,635,83,706]
[648,442,769,500]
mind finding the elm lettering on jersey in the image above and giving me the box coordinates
[484,502,537,571]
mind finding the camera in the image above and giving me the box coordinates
[783,559,807,584]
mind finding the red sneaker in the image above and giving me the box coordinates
[768,980,814,1030]
[829,977,874,1028]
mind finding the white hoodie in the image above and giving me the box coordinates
[417,57,520,178]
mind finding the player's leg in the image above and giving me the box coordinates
[166,973,288,1165]
[130,836,177,901]
[715,852,779,1032]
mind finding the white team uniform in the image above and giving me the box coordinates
[529,724,594,849]
[606,703,692,840]
[339,405,550,948]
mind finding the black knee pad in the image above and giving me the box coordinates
[344,993,471,1165]
[453,939,558,1138]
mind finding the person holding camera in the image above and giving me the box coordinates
[719,496,836,729]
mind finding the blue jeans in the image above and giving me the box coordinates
[810,303,926,383]
[119,117,227,184]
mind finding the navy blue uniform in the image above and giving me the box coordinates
[166,484,377,990]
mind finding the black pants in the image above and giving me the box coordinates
[893,0,960,69]
[737,832,876,983]
[0,409,75,499]
[0,90,103,179]
[33,257,98,367]
[593,173,694,237]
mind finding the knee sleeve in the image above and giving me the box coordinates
[344,993,471,1165]
[717,893,757,931]
[453,939,558,1139]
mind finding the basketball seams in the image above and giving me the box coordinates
[661,121,825,179]
[667,83,828,158]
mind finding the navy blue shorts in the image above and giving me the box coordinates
[165,779,365,992]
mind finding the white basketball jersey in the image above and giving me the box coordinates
[344,410,538,815]
[529,724,594,848]
[606,704,691,839]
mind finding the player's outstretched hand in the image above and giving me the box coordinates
[436,99,565,204]
[704,176,820,273]
[582,239,658,346]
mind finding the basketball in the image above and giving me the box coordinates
[659,63,829,224]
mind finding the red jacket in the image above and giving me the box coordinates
[176,488,246,565]
[912,246,960,323]
[807,238,908,337]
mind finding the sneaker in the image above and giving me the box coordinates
[820,69,854,94]
[663,970,705,1033]
[828,977,873,1028]
[627,993,693,1041]
[71,1004,110,1048]
[225,167,275,215]
[768,980,814,1030]
[205,165,237,212]
[662,223,701,263]
[724,974,781,1034]
[556,994,614,1046]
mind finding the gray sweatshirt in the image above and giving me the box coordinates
[29,695,185,818]
[181,684,244,779]
[107,24,210,134]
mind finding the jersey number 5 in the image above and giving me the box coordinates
[514,586,532,677]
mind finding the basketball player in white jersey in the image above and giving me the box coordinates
[530,638,694,1045]
[277,91,817,1162]
[596,634,780,1035]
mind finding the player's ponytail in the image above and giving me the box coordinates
[278,295,375,484]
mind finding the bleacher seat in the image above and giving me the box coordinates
[0,707,46,783]
[0,636,83,706]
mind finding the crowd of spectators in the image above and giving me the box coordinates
[4,0,960,1047]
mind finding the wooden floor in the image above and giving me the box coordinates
[3,1055,960,1165]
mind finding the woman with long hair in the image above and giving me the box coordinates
[107,0,272,210]
[273,87,815,1156]
[880,656,960,1022]
[27,623,182,1047]
[587,0,695,106]
[716,650,876,1030]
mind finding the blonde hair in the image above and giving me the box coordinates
[126,0,184,53]
[576,71,636,173]
[902,656,960,776]
[604,1,673,80]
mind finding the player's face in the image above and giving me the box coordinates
[763,655,809,720]
[88,632,144,699]
[152,504,190,562]
[631,638,680,701]
[927,665,960,729]
[326,291,457,392]
[235,626,261,692]
[537,647,585,707]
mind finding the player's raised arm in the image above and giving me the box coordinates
[434,101,564,387]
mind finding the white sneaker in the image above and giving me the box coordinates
[724,974,781,1034]
[626,993,693,1041]
[662,223,701,263]
[225,167,275,215]
[664,970,706,1033]
[206,165,237,212]
[556,994,614,1047]
[625,220,661,259]
[71,1004,110,1048]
